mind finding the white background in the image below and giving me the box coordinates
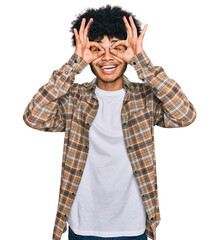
[0,0,218,239]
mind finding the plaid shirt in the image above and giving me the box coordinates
[23,50,197,240]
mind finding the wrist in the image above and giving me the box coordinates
[128,50,153,70]
[74,49,82,59]
[127,49,145,64]
[135,48,144,55]
[66,52,88,74]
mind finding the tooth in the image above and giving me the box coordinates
[102,65,116,69]
[102,66,116,69]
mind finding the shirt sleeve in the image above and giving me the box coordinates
[23,53,88,132]
[129,50,197,128]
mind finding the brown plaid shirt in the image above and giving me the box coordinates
[23,50,197,240]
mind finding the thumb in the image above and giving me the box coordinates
[96,49,105,58]
[91,49,105,62]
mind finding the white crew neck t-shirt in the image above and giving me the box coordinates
[68,85,146,237]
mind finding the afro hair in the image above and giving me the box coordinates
[70,5,142,47]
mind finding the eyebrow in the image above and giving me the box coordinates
[97,40,118,44]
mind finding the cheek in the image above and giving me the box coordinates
[119,61,127,69]
[90,61,98,69]
[120,63,127,73]
[113,56,125,64]
[115,59,126,70]
[90,64,98,75]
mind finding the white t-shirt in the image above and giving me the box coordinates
[68,85,146,237]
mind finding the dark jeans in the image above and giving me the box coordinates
[68,226,147,240]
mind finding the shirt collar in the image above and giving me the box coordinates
[86,74,134,99]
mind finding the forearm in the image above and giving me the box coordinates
[129,50,197,127]
[23,53,88,131]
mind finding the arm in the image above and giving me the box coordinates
[23,17,105,132]
[23,53,88,132]
[109,16,197,128]
[129,50,197,127]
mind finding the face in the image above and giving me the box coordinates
[89,35,127,86]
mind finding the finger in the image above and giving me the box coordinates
[123,16,132,38]
[110,40,128,49]
[96,50,105,58]
[84,18,93,39]
[92,48,105,60]
[89,41,105,51]
[129,16,138,38]
[79,18,86,39]
[73,28,80,45]
[109,48,124,60]
[138,24,148,43]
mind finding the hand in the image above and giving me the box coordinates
[73,18,105,64]
[109,16,148,63]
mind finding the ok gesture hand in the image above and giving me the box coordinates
[109,16,148,63]
[74,18,105,64]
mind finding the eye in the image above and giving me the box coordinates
[113,45,126,52]
[90,47,101,52]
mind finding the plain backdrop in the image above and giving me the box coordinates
[0,0,218,240]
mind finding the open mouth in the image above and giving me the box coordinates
[99,64,119,74]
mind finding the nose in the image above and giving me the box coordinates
[101,48,114,61]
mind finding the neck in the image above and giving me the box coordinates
[96,75,123,91]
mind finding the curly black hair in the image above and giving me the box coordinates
[70,5,142,47]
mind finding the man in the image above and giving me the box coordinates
[23,5,197,240]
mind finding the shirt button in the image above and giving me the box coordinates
[151,217,154,222]
[86,123,89,126]
[85,146,88,149]
[72,192,75,196]
[133,61,136,65]
[143,194,146,198]
[79,169,82,173]
[65,71,69,74]
[135,170,139,174]
[123,122,127,126]
[74,60,78,63]
[128,146,132,150]
[64,214,67,218]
